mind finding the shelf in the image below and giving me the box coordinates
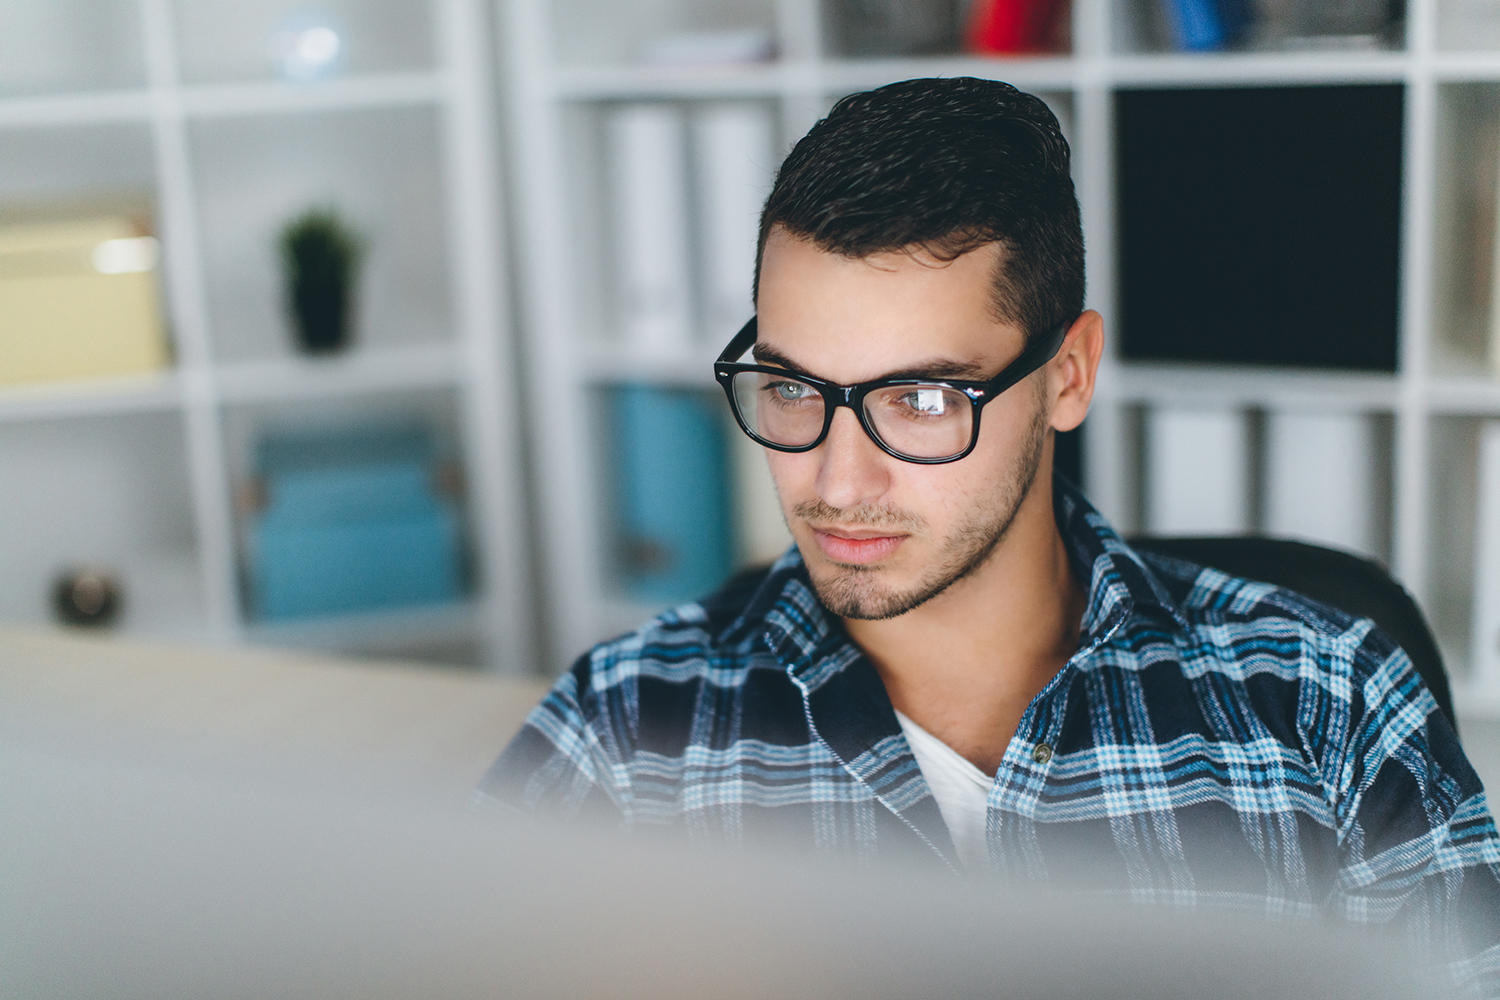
[0,72,449,131]
[0,88,153,129]
[244,598,479,653]
[1106,50,1409,87]
[214,343,463,404]
[553,62,789,100]
[179,71,449,119]
[1432,52,1500,82]
[0,371,183,423]
[1427,376,1500,414]
[1107,362,1400,410]
[550,48,1432,102]
[820,54,1079,92]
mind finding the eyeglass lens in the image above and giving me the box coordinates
[729,371,973,459]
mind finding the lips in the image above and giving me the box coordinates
[811,527,907,565]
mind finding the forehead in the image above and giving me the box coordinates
[754,229,1023,383]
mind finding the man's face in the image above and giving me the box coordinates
[754,228,1051,620]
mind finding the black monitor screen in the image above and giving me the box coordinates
[1115,85,1403,371]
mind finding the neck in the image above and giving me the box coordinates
[842,472,1086,776]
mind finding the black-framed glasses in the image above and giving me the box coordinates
[713,316,1070,464]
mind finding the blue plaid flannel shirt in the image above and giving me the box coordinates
[480,477,1500,993]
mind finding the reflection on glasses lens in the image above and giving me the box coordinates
[864,385,972,459]
[729,372,975,460]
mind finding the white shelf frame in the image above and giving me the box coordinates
[0,0,533,674]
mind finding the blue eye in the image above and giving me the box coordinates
[771,381,814,401]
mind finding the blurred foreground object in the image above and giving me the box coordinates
[247,422,463,620]
[280,206,363,355]
[0,623,1430,999]
[51,568,122,628]
[0,216,168,386]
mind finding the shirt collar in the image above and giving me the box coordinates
[715,476,1188,874]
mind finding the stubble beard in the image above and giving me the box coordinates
[795,399,1050,622]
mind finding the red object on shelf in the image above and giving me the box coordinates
[965,0,1066,54]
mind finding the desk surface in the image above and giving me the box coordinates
[0,624,550,809]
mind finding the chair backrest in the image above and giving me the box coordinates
[1128,536,1457,733]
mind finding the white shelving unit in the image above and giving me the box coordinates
[0,0,532,673]
[498,0,1500,714]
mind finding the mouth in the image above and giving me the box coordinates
[810,526,908,565]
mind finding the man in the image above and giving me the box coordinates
[481,78,1500,990]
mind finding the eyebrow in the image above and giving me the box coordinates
[750,343,992,382]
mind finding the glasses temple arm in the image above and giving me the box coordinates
[985,319,1072,395]
[717,316,760,365]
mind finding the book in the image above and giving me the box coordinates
[0,217,170,386]
[965,0,1067,53]
[1471,421,1500,690]
[1144,406,1250,535]
[693,103,775,346]
[1162,0,1228,50]
[607,104,693,354]
[611,385,732,603]
[1264,411,1378,558]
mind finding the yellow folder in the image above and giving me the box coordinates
[0,217,171,387]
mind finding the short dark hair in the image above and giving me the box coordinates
[755,77,1083,347]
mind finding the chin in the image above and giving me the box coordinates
[805,560,942,621]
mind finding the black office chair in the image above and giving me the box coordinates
[1129,536,1457,733]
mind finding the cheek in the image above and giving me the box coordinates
[765,450,815,509]
[973,386,1041,458]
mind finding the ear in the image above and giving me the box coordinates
[1046,310,1104,434]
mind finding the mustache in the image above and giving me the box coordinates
[792,498,925,532]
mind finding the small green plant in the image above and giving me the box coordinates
[280,207,364,354]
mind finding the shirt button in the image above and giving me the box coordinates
[1032,743,1053,764]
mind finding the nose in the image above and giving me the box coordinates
[814,406,892,511]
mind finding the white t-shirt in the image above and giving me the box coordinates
[894,709,994,871]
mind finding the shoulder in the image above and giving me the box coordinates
[578,561,779,696]
[475,563,787,814]
[1128,547,1446,787]
[1134,546,1404,685]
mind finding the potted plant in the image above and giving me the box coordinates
[280,207,363,354]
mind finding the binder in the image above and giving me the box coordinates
[1264,411,1377,558]
[607,104,693,354]
[612,385,732,603]
[1145,406,1250,535]
[694,103,775,345]
[1471,421,1500,689]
